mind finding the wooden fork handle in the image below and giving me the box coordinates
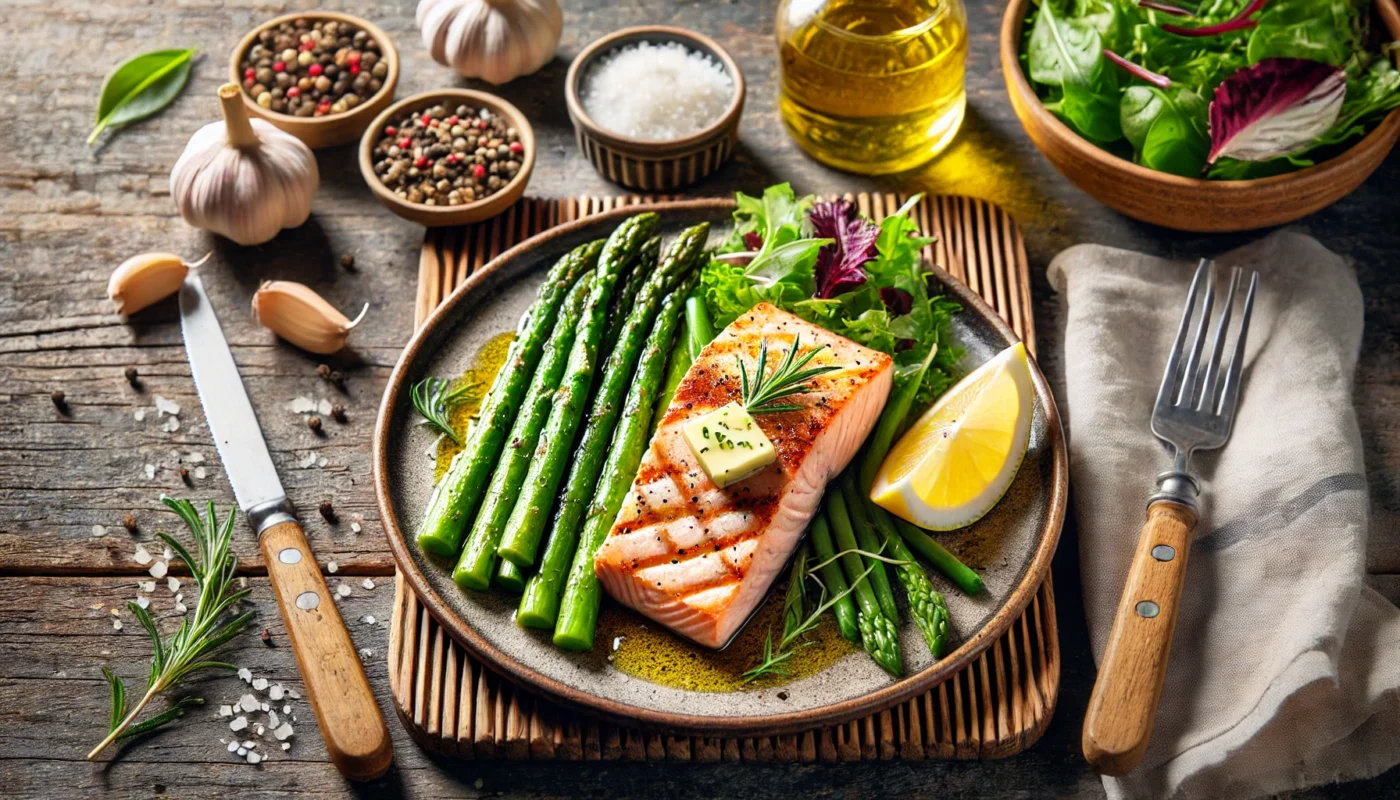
[1083,500,1197,776]
[260,520,394,781]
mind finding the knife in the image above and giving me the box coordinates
[179,272,393,781]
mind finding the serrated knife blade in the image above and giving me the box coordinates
[177,271,392,781]
[178,272,288,520]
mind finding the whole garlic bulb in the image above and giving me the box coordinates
[170,84,319,246]
[417,0,562,84]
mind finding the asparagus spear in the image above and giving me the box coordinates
[685,294,715,358]
[450,273,594,590]
[840,472,899,622]
[896,518,985,595]
[808,513,859,642]
[648,317,691,439]
[414,239,603,558]
[858,344,939,494]
[552,276,694,649]
[603,236,659,354]
[508,224,709,582]
[475,214,656,577]
[494,557,526,592]
[822,505,902,676]
[868,500,948,657]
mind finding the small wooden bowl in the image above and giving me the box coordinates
[358,89,535,227]
[229,11,400,150]
[1000,0,1400,232]
[565,25,745,191]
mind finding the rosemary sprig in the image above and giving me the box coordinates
[87,498,255,760]
[410,376,473,444]
[738,336,841,415]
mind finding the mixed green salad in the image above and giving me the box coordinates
[1021,0,1400,178]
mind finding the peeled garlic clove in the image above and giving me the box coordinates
[252,280,368,355]
[108,252,211,315]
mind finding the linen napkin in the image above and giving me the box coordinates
[1048,230,1400,800]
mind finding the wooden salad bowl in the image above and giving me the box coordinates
[999,0,1400,232]
[229,11,400,150]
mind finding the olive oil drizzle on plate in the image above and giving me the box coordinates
[433,331,516,481]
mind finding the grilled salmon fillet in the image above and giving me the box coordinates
[593,302,893,648]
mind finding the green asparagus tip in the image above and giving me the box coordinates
[552,629,594,652]
[416,532,459,559]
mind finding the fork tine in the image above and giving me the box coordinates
[1197,266,1241,411]
[1156,259,1211,410]
[1216,271,1259,421]
[1176,261,1216,406]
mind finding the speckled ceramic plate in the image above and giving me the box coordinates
[374,200,1067,736]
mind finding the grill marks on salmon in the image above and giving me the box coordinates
[593,303,893,648]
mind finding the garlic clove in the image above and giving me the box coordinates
[417,0,562,85]
[251,280,368,355]
[108,252,211,315]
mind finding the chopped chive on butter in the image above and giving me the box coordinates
[683,401,776,488]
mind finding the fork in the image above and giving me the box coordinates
[1082,258,1260,776]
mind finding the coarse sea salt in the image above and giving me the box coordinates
[581,41,734,140]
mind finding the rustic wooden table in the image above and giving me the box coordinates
[3,1,1396,797]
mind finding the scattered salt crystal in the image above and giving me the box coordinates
[350,522,362,534]
[318,399,333,416]
[288,688,301,699]
[317,457,328,468]
[113,619,123,631]
[134,408,146,422]
[161,416,180,433]
[288,397,317,414]
[144,463,156,479]
[359,648,373,659]
[252,677,269,691]
[236,746,248,757]
[581,41,735,140]
[238,667,252,683]
[175,593,183,602]
[133,545,153,566]
[281,742,291,751]
[195,466,206,479]
[269,711,280,728]
[187,452,205,463]
[247,750,262,764]
[148,561,168,579]
[173,602,187,615]
[269,685,284,701]
[219,705,233,718]
[337,584,351,598]
[283,704,292,715]
[139,580,156,593]
[298,452,318,468]
[363,615,376,626]
[327,561,338,574]
[92,525,105,537]
[260,703,269,713]
[240,693,259,713]
[167,577,181,593]
[227,740,239,752]
[362,578,376,590]
[230,716,248,732]
[162,546,172,561]
[273,723,295,741]
[154,395,181,417]
[256,723,265,735]
[352,512,364,524]
[242,740,255,749]
[135,596,150,609]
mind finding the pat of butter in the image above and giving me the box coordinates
[683,401,776,488]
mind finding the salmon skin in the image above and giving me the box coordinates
[593,302,893,648]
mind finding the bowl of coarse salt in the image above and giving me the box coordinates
[565,25,745,191]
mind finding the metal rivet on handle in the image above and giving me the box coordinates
[1136,600,1160,618]
[1151,544,1175,562]
[278,548,302,564]
[295,591,320,610]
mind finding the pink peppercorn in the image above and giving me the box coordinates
[509,141,524,154]
[398,138,412,149]
[415,156,432,169]
[385,125,397,136]
[472,164,486,179]
[308,63,323,77]
[286,86,301,98]
[273,60,286,72]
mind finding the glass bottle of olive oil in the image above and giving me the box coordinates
[777,0,968,174]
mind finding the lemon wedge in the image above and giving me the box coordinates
[871,342,1033,530]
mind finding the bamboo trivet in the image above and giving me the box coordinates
[388,194,1058,761]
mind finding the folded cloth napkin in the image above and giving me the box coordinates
[1048,230,1400,800]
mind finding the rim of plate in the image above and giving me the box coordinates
[372,198,1068,736]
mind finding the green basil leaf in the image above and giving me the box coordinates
[88,48,197,145]
[1121,85,1209,177]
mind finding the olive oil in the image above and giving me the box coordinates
[778,0,968,174]
[434,331,516,481]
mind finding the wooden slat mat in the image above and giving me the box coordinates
[388,194,1058,761]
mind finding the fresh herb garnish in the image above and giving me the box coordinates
[411,376,473,444]
[738,336,840,415]
[87,498,254,760]
[89,49,198,146]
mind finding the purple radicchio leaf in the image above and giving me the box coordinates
[1208,58,1346,163]
[810,198,879,299]
[880,287,913,315]
[1161,0,1265,35]
[743,231,764,251]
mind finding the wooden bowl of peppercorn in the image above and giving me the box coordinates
[229,11,400,149]
[358,89,535,227]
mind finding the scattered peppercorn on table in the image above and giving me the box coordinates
[3,0,1398,798]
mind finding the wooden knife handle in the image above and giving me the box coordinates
[1082,500,1197,776]
[260,520,393,781]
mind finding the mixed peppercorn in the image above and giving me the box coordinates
[370,103,526,206]
[240,18,387,117]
